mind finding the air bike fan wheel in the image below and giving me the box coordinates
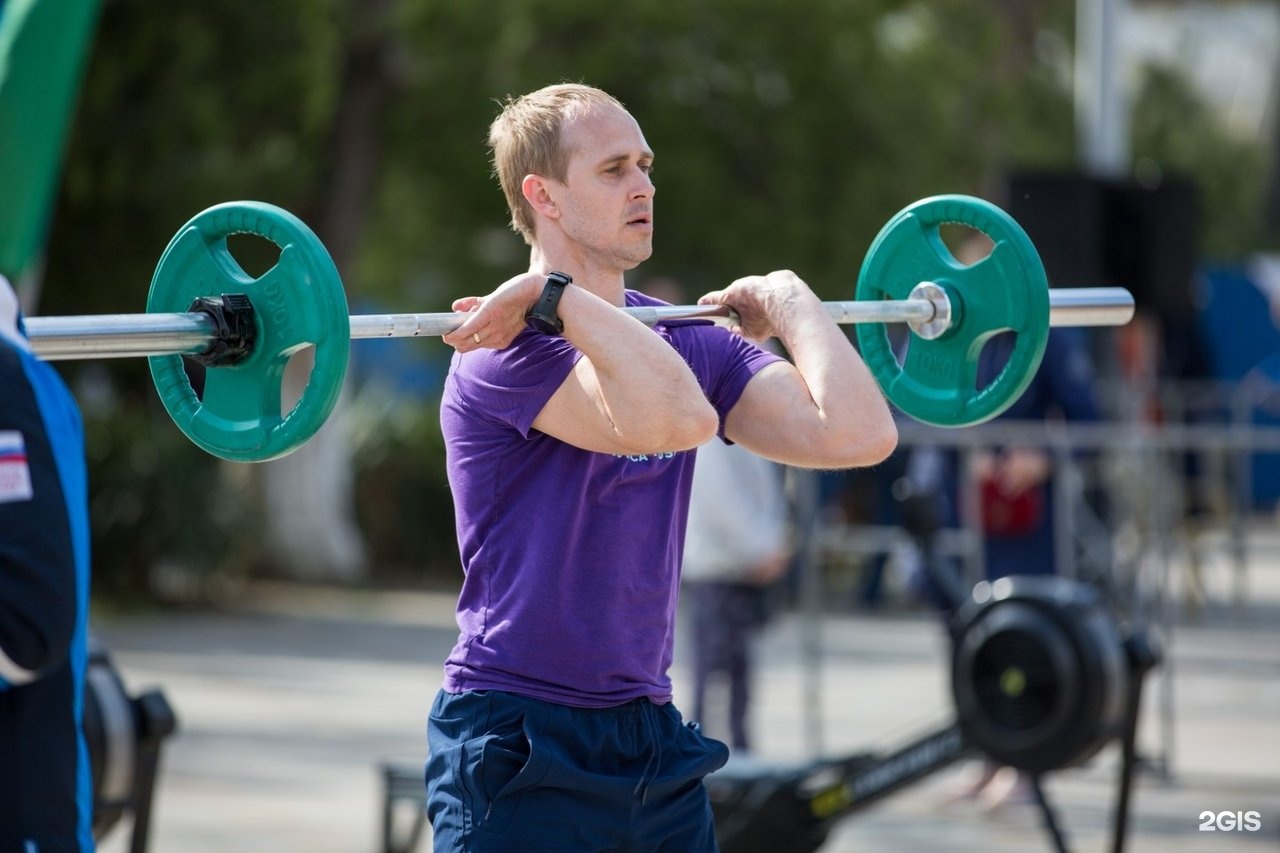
[950,575,1129,773]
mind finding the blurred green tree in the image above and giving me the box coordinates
[29,0,1269,599]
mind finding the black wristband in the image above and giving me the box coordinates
[525,271,572,335]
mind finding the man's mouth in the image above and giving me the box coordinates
[627,212,652,227]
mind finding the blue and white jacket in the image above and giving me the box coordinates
[1,275,94,852]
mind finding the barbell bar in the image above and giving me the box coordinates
[25,286,1133,361]
[19,195,1136,462]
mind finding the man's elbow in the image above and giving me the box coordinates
[861,418,899,466]
[822,416,898,469]
[661,399,720,452]
[625,399,718,455]
[684,401,722,449]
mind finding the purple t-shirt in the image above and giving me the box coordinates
[439,290,782,708]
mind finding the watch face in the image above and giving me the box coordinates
[526,314,563,335]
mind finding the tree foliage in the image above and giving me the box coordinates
[1130,62,1274,258]
[35,0,1272,592]
[48,0,1091,323]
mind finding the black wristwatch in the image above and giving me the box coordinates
[525,271,572,335]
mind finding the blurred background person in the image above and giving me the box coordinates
[682,432,792,754]
[643,276,794,754]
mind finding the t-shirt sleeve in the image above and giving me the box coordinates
[623,291,784,437]
[691,327,785,438]
[448,330,582,438]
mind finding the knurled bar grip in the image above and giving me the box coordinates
[25,287,1134,361]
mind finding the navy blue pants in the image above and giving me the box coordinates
[426,689,728,852]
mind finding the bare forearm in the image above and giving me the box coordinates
[775,298,894,447]
[709,271,897,468]
[559,287,717,451]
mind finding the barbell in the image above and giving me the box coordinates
[24,195,1134,463]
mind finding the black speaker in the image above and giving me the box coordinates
[1007,173,1113,287]
[1008,171,1204,379]
[1007,172,1199,318]
[1114,178,1199,323]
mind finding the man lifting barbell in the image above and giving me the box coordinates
[421,81,898,852]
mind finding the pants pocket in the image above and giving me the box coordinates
[473,701,550,834]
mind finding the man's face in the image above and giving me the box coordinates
[548,103,655,270]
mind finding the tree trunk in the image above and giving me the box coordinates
[260,0,394,582]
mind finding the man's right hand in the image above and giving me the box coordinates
[441,272,544,353]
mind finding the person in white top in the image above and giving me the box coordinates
[682,395,791,752]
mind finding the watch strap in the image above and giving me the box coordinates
[525,271,572,335]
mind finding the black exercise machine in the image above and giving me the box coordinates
[706,573,1160,853]
[705,482,1162,853]
[83,636,179,853]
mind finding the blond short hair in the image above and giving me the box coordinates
[488,83,627,246]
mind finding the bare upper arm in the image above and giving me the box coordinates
[531,354,717,456]
[531,356,631,455]
[724,361,896,469]
[722,362,821,461]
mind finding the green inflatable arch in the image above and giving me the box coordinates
[0,0,102,278]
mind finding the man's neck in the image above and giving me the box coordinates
[528,246,628,306]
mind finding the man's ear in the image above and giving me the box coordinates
[522,174,559,220]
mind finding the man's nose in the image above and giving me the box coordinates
[631,169,654,197]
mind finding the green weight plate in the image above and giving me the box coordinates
[147,202,350,462]
[854,195,1050,427]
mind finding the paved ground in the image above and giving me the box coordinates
[93,529,1280,853]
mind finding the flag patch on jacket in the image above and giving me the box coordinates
[0,430,34,503]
